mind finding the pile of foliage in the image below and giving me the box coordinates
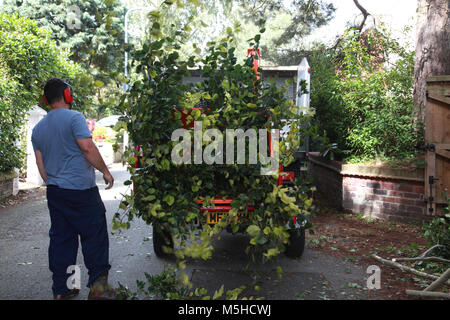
[116,264,251,300]
[114,3,314,287]
[310,27,424,163]
[0,14,94,173]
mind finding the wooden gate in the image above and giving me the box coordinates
[424,75,450,215]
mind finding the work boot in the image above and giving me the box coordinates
[54,288,80,300]
[87,273,118,300]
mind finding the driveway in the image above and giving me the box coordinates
[0,164,369,300]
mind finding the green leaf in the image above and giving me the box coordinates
[213,285,224,300]
[247,225,260,237]
[276,266,283,278]
[119,202,127,210]
[94,80,105,88]
[264,248,280,258]
[188,0,200,6]
[127,156,137,166]
[163,195,175,206]
[148,69,157,78]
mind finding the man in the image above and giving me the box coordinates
[32,78,116,300]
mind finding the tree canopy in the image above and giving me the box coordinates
[0,0,126,81]
[121,0,335,66]
[238,0,335,45]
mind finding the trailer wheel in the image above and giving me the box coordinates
[153,227,173,257]
[285,227,305,258]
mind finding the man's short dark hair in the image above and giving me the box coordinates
[44,78,70,105]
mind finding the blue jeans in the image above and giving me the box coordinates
[46,185,111,295]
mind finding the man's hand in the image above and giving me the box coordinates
[103,172,114,190]
[77,137,114,189]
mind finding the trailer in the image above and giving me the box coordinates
[134,50,310,259]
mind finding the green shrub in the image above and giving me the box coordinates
[0,13,94,172]
[310,28,423,163]
[0,73,25,172]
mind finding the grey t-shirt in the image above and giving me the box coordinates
[31,108,96,190]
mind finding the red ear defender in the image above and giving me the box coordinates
[43,95,49,105]
[64,87,74,104]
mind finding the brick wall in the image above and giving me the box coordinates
[342,177,425,222]
[309,156,426,223]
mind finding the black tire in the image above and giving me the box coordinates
[152,227,173,257]
[285,227,305,258]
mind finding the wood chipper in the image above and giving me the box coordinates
[133,48,306,258]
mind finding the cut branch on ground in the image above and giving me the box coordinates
[425,268,450,292]
[392,256,450,264]
[371,254,450,285]
[405,290,450,299]
[404,268,450,299]
[417,244,448,259]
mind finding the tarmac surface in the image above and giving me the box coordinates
[0,164,369,300]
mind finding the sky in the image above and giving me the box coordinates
[307,0,418,48]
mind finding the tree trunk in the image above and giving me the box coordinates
[414,0,450,119]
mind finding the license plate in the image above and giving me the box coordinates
[206,211,249,225]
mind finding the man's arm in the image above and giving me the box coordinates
[76,137,114,190]
[34,150,47,183]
